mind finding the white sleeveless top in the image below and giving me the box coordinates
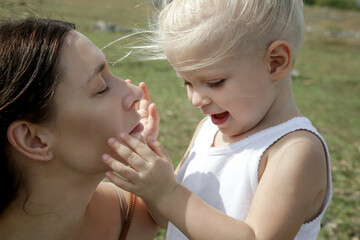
[166,117,332,240]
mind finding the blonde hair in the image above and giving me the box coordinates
[141,0,304,71]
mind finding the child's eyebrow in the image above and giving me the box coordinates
[175,72,189,82]
[176,73,224,82]
[175,72,183,78]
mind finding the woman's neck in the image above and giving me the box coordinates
[0,173,105,240]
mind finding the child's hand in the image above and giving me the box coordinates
[102,134,177,206]
[127,80,160,142]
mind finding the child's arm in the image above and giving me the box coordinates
[103,132,327,240]
[147,117,210,227]
[102,135,254,238]
[245,131,327,238]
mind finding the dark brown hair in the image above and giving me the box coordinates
[0,17,75,215]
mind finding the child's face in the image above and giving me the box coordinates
[172,54,279,140]
[48,30,144,174]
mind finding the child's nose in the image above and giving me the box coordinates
[123,82,144,109]
[189,90,210,108]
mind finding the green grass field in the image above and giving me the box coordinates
[1,1,359,239]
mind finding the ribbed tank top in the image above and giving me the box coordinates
[166,117,332,240]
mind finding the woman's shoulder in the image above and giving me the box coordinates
[80,182,124,239]
[95,181,126,213]
[95,182,129,210]
[97,183,159,240]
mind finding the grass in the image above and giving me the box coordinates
[294,7,360,239]
[1,1,359,239]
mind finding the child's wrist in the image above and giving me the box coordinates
[159,183,182,215]
[148,180,180,210]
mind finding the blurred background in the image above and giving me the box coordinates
[1,0,359,239]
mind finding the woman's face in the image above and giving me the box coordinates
[49,30,144,175]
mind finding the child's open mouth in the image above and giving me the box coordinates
[210,112,229,125]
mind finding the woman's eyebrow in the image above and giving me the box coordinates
[87,62,106,84]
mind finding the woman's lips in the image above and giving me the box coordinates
[210,112,229,125]
[129,122,144,135]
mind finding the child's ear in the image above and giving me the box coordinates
[7,121,53,162]
[264,40,292,82]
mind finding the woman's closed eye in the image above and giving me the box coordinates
[96,77,110,95]
[97,85,109,95]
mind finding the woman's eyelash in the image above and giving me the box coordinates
[97,74,110,95]
[97,86,109,94]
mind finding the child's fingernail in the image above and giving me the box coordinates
[148,136,155,142]
[105,172,112,178]
[120,133,127,138]
[108,138,116,145]
[102,154,110,162]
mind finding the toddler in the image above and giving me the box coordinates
[103,1,332,239]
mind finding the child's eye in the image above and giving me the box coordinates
[207,79,225,88]
[183,80,192,87]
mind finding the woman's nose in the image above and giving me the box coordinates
[123,81,143,109]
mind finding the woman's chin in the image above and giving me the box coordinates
[128,122,145,141]
[131,131,143,141]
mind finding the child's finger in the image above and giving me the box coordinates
[105,171,135,193]
[119,133,160,160]
[102,154,139,180]
[146,103,160,140]
[138,82,151,114]
[139,82,150,101]
[138,108,149,119]
[107,138,148,171]
[147,137,171,161]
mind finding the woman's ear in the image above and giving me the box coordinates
[7,121,53,162]
[264,40,292,82]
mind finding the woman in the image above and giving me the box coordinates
[0,18,158,239]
